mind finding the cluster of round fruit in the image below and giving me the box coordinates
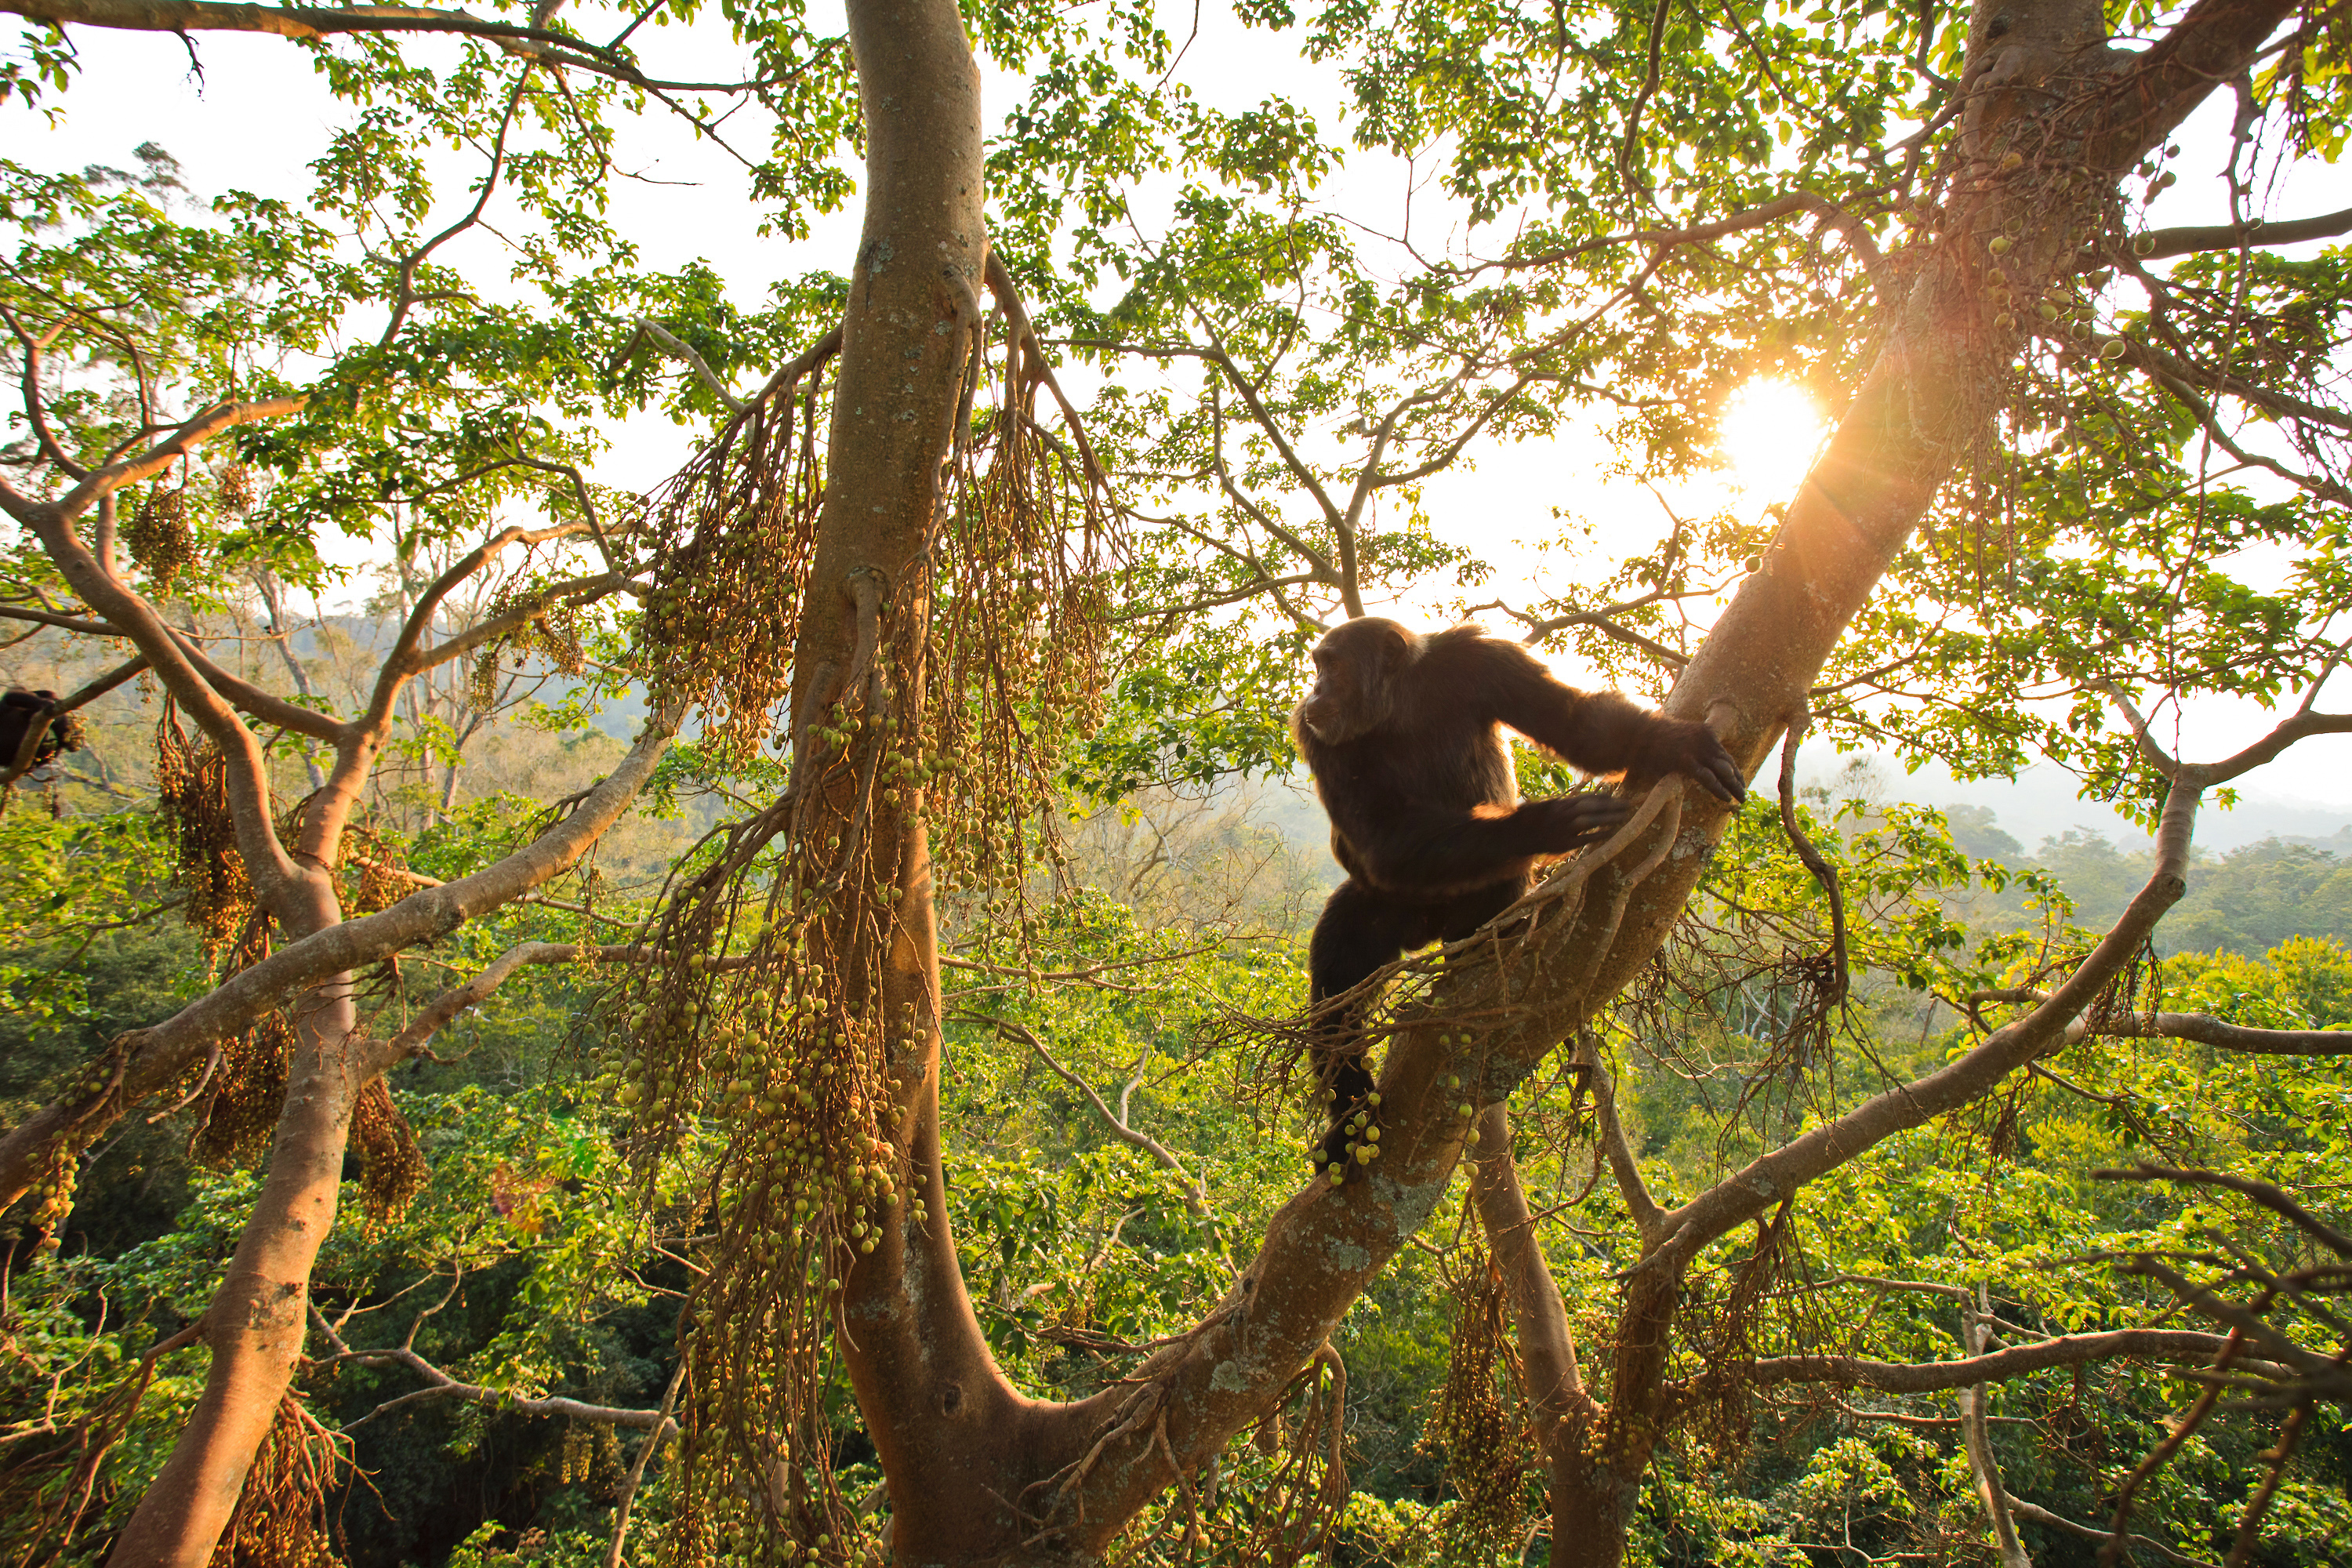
[1310,1053,1486,1188]
[125,481,198,592]
[154,717,251,946]
[612,984,708,1112]
[1317,1091,1385,1185]
[612,957,928,1261]
[1983,242,2123,359]
[632,489,808,766]
[718,1522,853,1564]
[729,1120,921,1258]
[24,1149,78,1253]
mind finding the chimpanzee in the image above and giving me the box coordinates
[0,689,74,774]
[1292,619,1746,1178]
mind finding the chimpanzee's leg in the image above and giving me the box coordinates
[1434,873,1532,945]
[1308,879,1437,1174]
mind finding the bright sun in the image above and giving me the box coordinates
[1717,379,1825,503]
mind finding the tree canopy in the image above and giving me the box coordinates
[2,1,2351,1565]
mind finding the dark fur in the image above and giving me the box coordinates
[1292,620,1744,1172]
[0,689,71,774]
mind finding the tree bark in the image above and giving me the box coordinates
[0,396,673,1565]
[0,707,676,1210]
[105,887,362,1568]
[1470,1107,1586,1447]
[40,0,2294,1561]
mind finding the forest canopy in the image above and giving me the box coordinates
[2,1,2351,1566]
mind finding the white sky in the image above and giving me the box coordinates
[13,8,2352,819]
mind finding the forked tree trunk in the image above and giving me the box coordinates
[1527,2,2297,1560]
[58,0,2293,1560]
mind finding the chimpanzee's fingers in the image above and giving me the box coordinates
[1701,753,1746,804]
[1563,796,1633,844]
[1681,738,1745,804]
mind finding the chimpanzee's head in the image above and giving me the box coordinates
[1292,618,1421,746]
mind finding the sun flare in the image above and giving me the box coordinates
[1717,379,1826,503]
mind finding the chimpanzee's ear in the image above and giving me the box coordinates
[1379,623,1417,670]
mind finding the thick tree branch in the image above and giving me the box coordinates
[363,522,592,734]
[1961,1288,2031,1568]
[1469,1105,1588,1445]
[0,0,827,94]
[301,523,601,867]
[1580,1039,1664,1250]
[1,653,143,784]
[2114,330,2352,436]
[1653,772,2204,1272]
[172,633,347,742]
[0,604,345,740]
[0,603,113,635]
[407,570,622,677]
[2083,0,2301,168]
[2092,1013,2352,1055]
[13,410,318,904]
[48,397,309,522]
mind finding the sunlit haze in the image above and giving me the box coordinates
[1716,378,1824,503]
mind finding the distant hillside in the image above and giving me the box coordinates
[1936,801,2352,956]
[1805,749,2352,853]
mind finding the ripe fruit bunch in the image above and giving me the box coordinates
[606,909,914,1567]
[125,480,199,593]
[154,706,253,948]
[635,369,826,769]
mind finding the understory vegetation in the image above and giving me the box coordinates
[7,730,2350,1563]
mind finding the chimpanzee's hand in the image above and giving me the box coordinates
[1655,720,1747,804]
[1524,792,1635,854]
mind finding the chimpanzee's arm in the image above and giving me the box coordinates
[1342,796,1630,895]
[1477,638,1746,802]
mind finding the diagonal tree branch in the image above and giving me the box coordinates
[0,653,144,785]
[1736,1327,2252,1394]
[2132,204,2352,261]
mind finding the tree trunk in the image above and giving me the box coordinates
[106,884,364,1568]
[790,1,1095,1558]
